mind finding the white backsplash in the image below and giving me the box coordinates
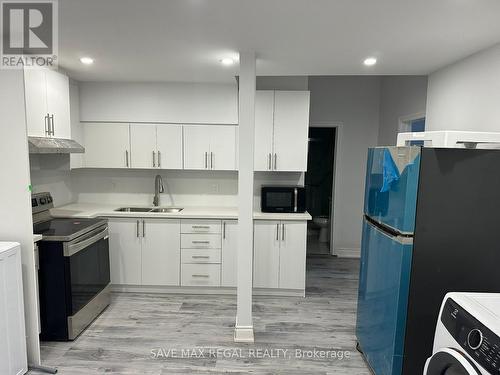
[30,157,304,210]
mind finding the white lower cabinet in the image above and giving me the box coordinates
[253,220,307,290]
[108,219,142,285]
[108,217,306,293]
[108,218,180,286]
[181,264,221,286]
[253,221,280,288]
[141,219,180,286]
[221,220,238,287]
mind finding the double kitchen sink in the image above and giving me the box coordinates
[114,207,184,213]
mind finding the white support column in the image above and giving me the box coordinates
[234,51,256,343]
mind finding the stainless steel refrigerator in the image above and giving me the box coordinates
[356,146,500,375]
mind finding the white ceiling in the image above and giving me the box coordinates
[59,0,500,82]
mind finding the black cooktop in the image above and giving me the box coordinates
[34,218,107,242]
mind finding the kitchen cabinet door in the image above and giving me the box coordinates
[156,124,183,169]
[45,69,71,139]
[130,124,156,168]
[24,69,48,137]
[253,220,280,288]
[209,125,237,170]
[254,91,275,171]
[273,91,310,172]
[141,219,180,286]
[221,220,238,287]
[83,123,130,168]
[108,219,142,285]
[279,221,307,290]
[183,125,211,170]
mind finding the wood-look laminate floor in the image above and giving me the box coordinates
[33,256,370,374]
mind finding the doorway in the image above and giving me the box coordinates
[305,127,336,255]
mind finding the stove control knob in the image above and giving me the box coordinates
[467,329,483,350]
[40,198,46,204]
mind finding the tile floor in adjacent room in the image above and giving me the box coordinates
[33,256,369,374]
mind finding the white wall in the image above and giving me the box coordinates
[426,43,500,132]
[307,76,381,257]
[0,70,41,366]
[378,76,428,146]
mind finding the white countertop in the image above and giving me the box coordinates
[50,203,312,221]
[33,234,43,243]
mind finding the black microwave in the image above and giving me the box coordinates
[261,186,306,213]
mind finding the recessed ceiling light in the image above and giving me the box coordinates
[220,58,234,66]
[363,57,377,66]
[80,57,94,65]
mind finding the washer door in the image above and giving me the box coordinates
[425,348,481,375]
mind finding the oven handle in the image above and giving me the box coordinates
[64,226,109,257]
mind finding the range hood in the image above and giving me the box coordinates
[28,137,85,154]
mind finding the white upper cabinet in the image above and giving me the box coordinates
[254,90,310,172]
[79,82,238,124]
[209,126,237,170]
[156,124,183,169]
[45,70,71,139]
[254,91,275,171]
[83,123,130,168]
[183,125,211,170]
[130,124,157,168]
[273,91,310,172]
[24,68,71,139]
[183,125,237,170]
[24,69,48,137]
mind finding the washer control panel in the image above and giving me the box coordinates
[442,298,500,373]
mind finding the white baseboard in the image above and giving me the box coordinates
[111,284,305,297]
[234,325,254,343]
[334,247,361,258]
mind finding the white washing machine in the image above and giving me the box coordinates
[424,292,500,375]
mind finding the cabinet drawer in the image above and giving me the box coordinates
[181,249,221,264]
[181,234,221,249]
[181,264,221,286]
[181,220,221,234]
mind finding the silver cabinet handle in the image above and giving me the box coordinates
[158,151,161,168]
[153,151,156,167]
[126,150,129,167]
[192,225,210,229]
[192,241,210,244]
[205,152,208,169]
[276,223,279,240]
[44,114,49,135]
[136,220,140,238]
[211,152,214,169]
[50,114,55,136]
[192,274,209,278]
[268,153,272,170]
[294,188,298,212]
[223,221,226,239]
[142,220,145,237]
[192,255,210,259]
[282,223,285,241]
[274,153,277,170]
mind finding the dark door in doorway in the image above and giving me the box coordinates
[305,127,335,253]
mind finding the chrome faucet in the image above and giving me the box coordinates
[153,174,164,206]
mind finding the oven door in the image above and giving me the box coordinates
[64,225,110,315]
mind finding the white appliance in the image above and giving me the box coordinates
[0,242,28,375]
[424,292,500,375]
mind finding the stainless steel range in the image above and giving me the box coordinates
[32,192,111,341]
